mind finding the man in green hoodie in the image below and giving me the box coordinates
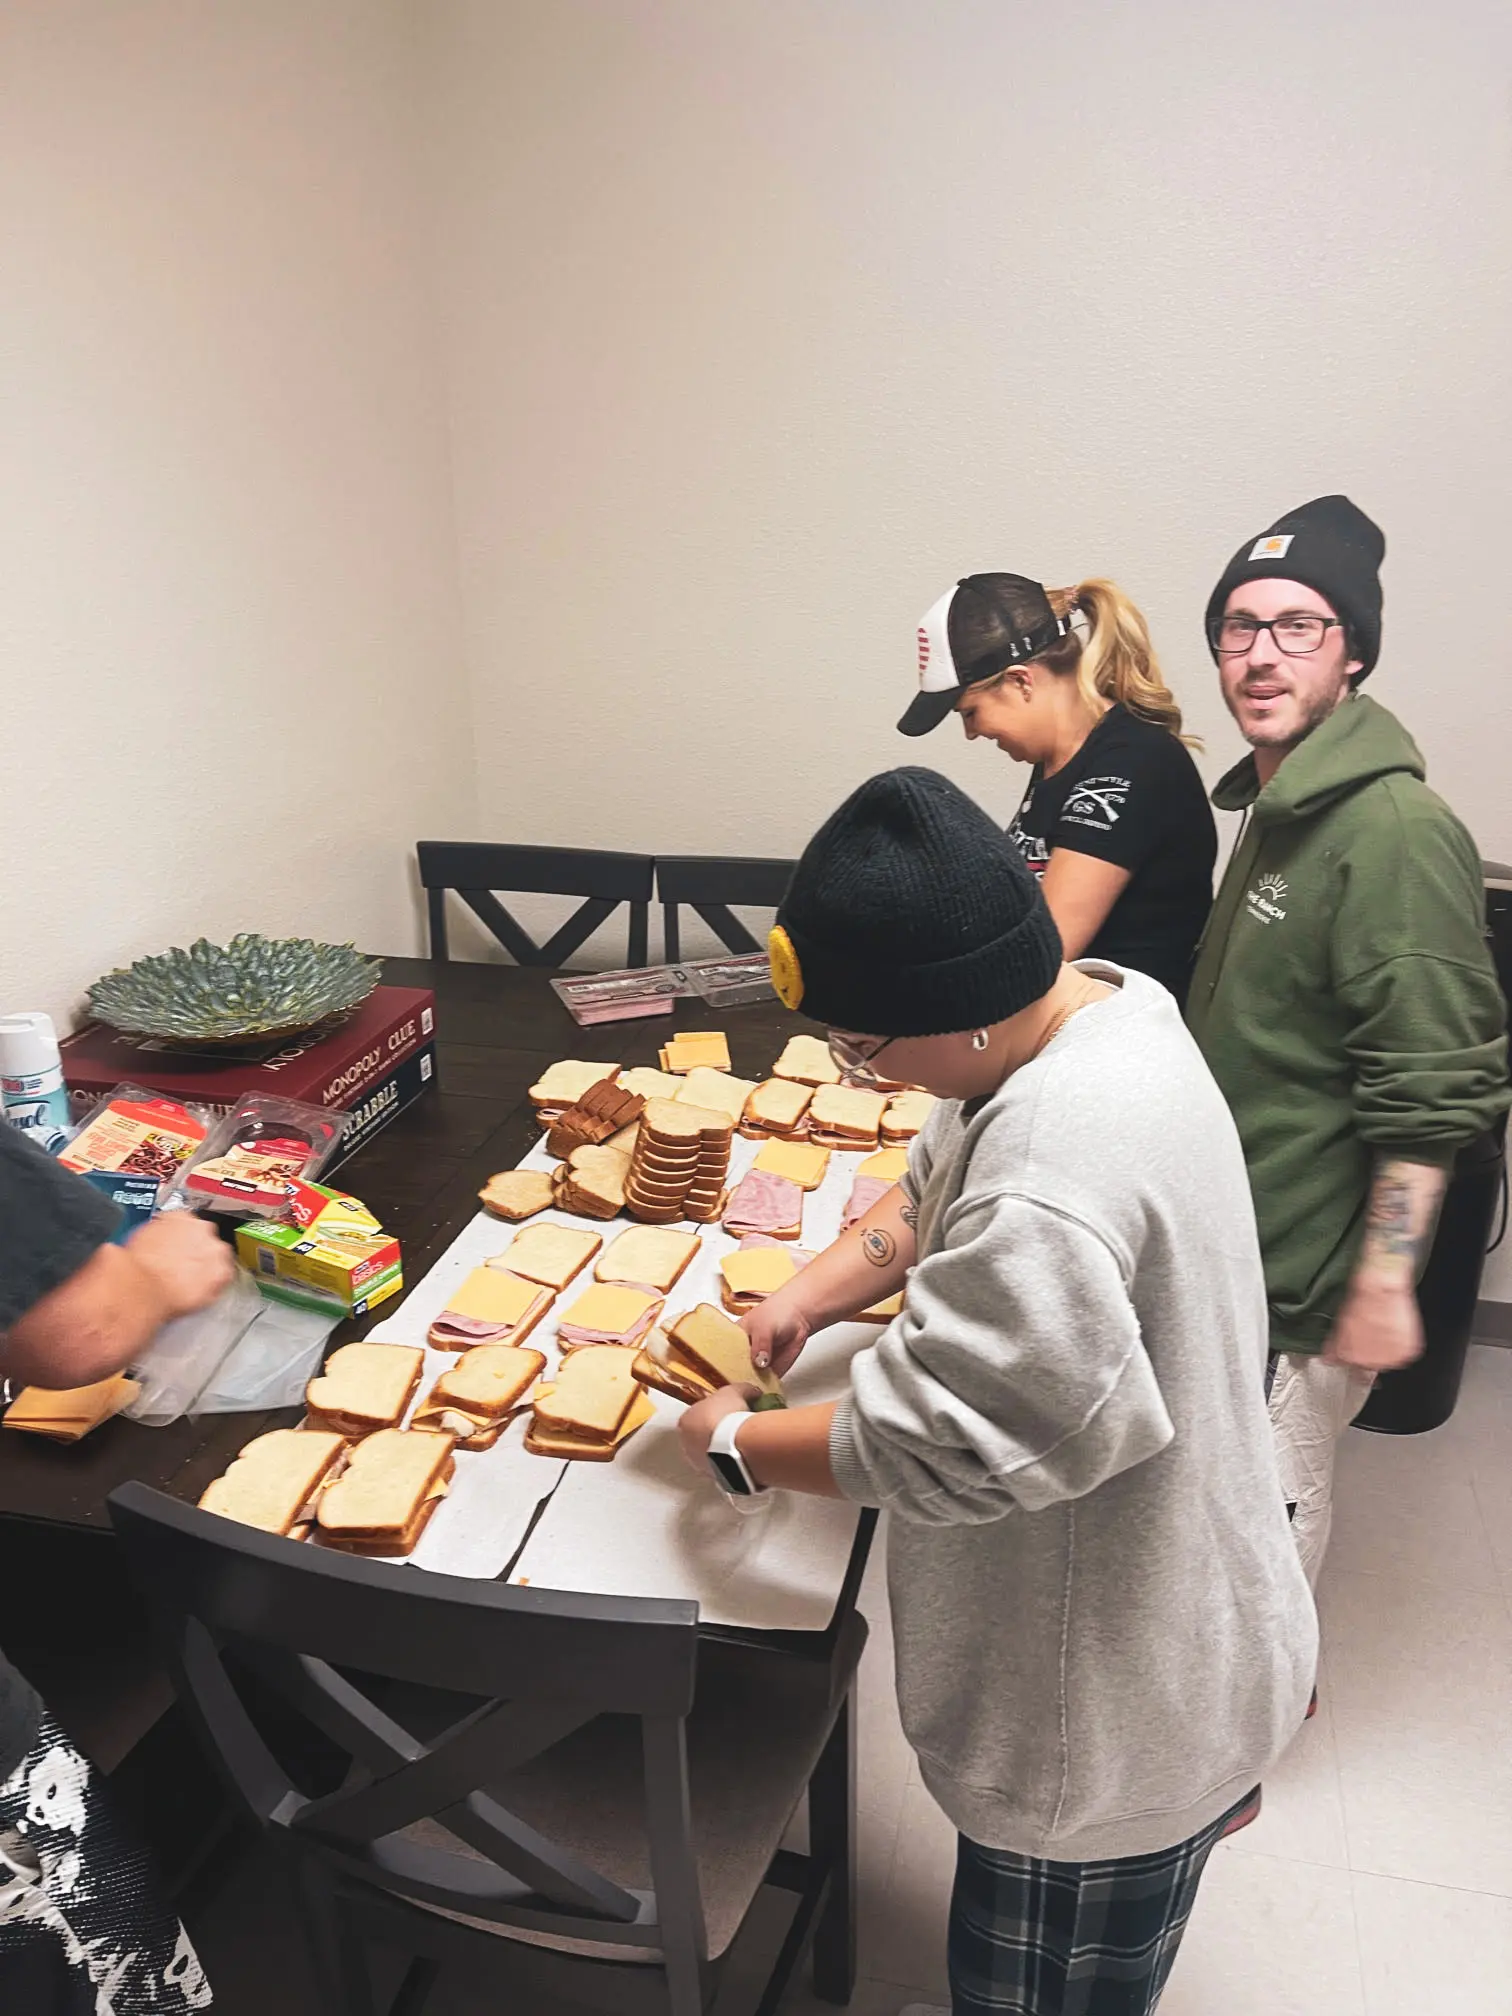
[1187,495,1508,1581]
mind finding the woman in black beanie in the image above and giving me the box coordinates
[679,768,1316,2016]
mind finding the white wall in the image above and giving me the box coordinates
[422,0,1512,866]
[0,0,476,1032]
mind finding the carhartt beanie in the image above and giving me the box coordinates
[773,768,1062,1037]
[1205,494,1385,676]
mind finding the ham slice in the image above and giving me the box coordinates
[556,1303,662,1351]
[428,1312,522,1344]
[841,1175,892,1230]
[723,1169,803,1236]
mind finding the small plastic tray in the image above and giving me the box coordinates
[685,953,776,1008]
[551,965,697,1027]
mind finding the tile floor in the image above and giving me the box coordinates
[190,1344,1512,2015]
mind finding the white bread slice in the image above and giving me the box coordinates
[530,1060,620,1108]
[752,1139,831,1190]
[631,1328,717,1405]
[618,1067,685,1102]
[772,1034,842,1086]
[666,1304,781,1397]
[306,1345,424,1437]
[530,1345,639,1441]
[743,1078,813,1132]
[525,1387,654,1460]
[419,1345,545,1419]
[316,1428,457,1545]
[478,1169,555,1221]
[675,1068,757,1126]
[882,1090,936,1138]
[199,1429,348,1535]
[489,1223,601,1290]
[595,1225,700,1292]
[639,1097,711,1146]
[809,1084,888,1136]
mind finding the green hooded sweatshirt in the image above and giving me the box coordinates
[1187,695,1508,1357]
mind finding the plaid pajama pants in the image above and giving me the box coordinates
[947,1787,1255,2015]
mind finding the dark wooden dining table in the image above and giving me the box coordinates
[3,957,860,1887]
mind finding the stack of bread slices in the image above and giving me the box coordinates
[625,1098,732,1224]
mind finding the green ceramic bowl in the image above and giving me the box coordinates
[88,934,381,1046]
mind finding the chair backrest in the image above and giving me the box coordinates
[108,1484,704,1958]
[417,843,655,968]
[655,856,796,964]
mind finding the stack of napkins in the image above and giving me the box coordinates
[3,1374,140,1444]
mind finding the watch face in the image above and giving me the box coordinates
[708,1449,752,1496]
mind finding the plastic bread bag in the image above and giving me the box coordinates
[124,1265,265,1427]
[176,1092,350,1218]
[190,1292,342,1415]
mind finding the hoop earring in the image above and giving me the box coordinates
[971,1029,989,1052]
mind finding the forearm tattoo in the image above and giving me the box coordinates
[1358,1160,1447,1279]
[1365,1175,1417,1263]
[861,1227,897,1268]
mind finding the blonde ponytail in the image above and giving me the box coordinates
[1042,578,1199,749]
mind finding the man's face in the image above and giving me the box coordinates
[1215,578,1362,754]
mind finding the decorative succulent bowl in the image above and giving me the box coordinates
[88,934,381,1046]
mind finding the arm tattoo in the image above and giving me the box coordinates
[1364,1176,1417,1263]
[900,1202,918,1230]
[861,1227,897,1268]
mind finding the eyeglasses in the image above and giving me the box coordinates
[827,1030,895,1088]
[1210,615,1344,657]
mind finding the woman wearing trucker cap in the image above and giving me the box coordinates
[900,573,1215,1004]
[678,767,1315,2016]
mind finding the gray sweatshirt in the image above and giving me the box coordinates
[829,964,1318,1861]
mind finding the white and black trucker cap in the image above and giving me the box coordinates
[897,573,1072,737]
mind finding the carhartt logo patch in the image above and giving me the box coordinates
[1245,872,1289,924]
[1249,534,1293,561]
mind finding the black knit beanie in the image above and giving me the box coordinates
[770,768,1063,1037]
[1205,494,1385,677]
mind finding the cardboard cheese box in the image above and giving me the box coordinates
[236,1214,402,1319]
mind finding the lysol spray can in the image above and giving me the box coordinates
[0,1013,73,1155]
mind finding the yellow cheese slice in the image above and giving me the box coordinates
[660,1031,732,1073]
[720,1246,800,1296]
[857,1147,910,1181]
[752,1139,831,1189]
[557,1283,660,1336]
[442,1269,546,1326]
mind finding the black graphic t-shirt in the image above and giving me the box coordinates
[1007,704,1217,1001]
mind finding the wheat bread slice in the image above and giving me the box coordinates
[530,1345,640,1442]
[199,1429,349,1535]
[666,1304,781,1397]
[478,1169,556,1221]
[306,1344,424,1438]
[488,1223,601,1291]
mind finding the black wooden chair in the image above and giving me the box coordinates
[108,1483,864,2016]
[417,843,654,968]
[656,857,796,964]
